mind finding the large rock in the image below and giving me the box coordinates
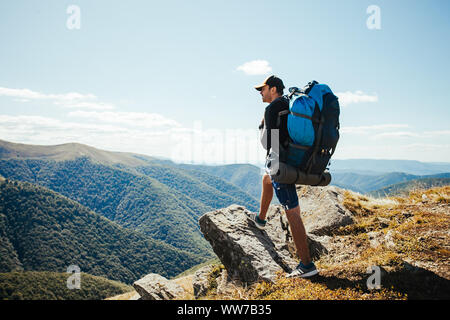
[199,204,327,284]
[133,273,185,300]
[297,185,354,235]
[192,265,214,298]
[192,264,236,299]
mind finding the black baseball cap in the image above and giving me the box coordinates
[254,75,285,92]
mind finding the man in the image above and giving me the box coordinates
[252,75,318,278]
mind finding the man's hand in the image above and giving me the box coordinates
[258,117,264,130]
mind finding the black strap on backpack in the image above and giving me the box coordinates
[305,112,325,174]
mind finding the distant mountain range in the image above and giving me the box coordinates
[0,138,449,294]
[368,177,450,198]
[170,162,263,200]
[330,159,450,175]
[331,172,450,194]
[157,158,450,197]
[0,139,259,261]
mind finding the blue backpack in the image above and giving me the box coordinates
[280,81,340,174]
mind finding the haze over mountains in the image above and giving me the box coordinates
[156,156,450,198]
[330,159,450,176]
[1,138,449,200]
[331,172,450,194]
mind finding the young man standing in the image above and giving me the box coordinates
[252,75,318,278]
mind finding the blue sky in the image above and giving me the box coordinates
[0,0,449,164]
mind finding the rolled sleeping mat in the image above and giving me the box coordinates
[270,161,331,186]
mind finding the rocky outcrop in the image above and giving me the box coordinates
[192,265,236,299]
[199,204,328,284]
[297,185,354,235]
[192,265,214,298]
[133,273,185,300]
[133,186,354,297]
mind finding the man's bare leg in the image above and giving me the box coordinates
[258,174,273,221]
[285,205,311,265]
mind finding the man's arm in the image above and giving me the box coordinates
[264,105,278,129]
[263,105,278,152]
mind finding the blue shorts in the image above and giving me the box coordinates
[272,180,299,210]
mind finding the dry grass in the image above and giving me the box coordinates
[105,290,139,300]
[248,275,406,300]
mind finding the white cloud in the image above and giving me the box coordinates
[336,123,450,162]
[341,124,409,135]
[423,130,450,137]
[0,114,176,158]
[371,131,420,140]
[402,143,450,152]
[0,114,126,135]
[334,143,450,162]
[1,84,447,163]
[342,126,450,141]
[0,86,112,110]
[0,87,96,101]
[0,86,192,160]
[54,101,115,110]
[236,60,272,75]
[68,110,182,129]
[0,114,267,165]
[2,113,449,163]
[336,90,378,107]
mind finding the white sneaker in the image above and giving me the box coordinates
[247,212,267,230]
[287,262,319,278]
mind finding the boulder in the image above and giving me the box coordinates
[296,185,354,235]
[199,204,327,284]
[133,273,185,300]
[129,292,141,300]
[192,265,214,298]
[192,264,238,298]
[216,269,236,296]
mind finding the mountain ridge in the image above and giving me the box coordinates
[369,176,450,198]
[0,139,259,257]
[0,139,155,167]
[331,171,450,194]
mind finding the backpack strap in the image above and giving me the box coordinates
[302,80,318,95]
[271,99,291,158]
[290,111,321,123]
[276,110,289,127]
[305,112,325,174]
[289,142,310,150]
